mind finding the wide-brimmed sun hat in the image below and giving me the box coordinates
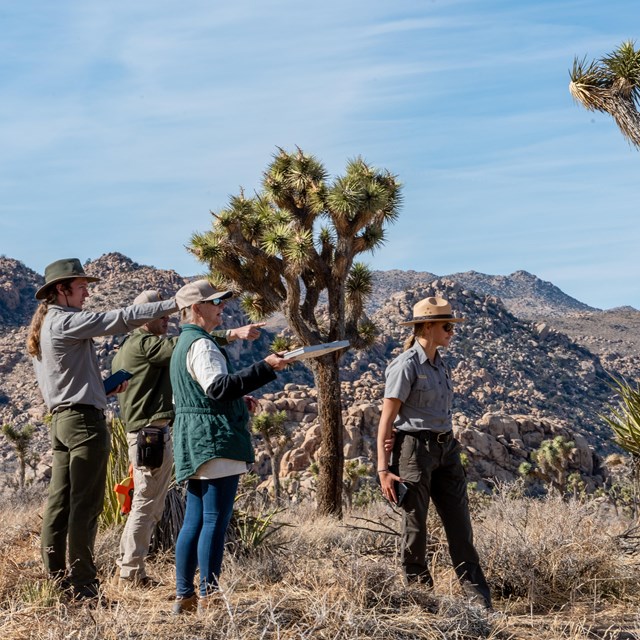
[35,258,101,300]
[399,296,465,326]
[175,279,233,311]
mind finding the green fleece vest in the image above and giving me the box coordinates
[170,324,253,483]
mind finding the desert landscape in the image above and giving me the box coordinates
[0,253,639,639]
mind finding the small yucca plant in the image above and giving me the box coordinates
[100,415,130,528]
[602,375,640,457]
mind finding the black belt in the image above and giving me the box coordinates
[405,430,453,444]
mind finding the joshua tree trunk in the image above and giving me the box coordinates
[312,357,345,517]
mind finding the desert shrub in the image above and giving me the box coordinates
[227,506,291,557]
[352,478,384,508]
[477,488,638,610]
[15,579,60,608]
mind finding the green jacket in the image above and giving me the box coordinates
[170,324,276,482]
[112,328,232,433]
[112,328,177,432]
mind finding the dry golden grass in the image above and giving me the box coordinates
[0,491,638,640]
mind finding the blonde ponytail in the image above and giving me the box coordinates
[27,290,57,358]
[403,323,426,351]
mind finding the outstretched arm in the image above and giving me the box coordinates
[226,323,266,342]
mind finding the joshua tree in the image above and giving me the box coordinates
[520,436,576,496]
[190,148,402,517]
[2,423,38,488]
[530,435,576,496]
[342,459,370,510]
[569,40,640,149]
[251,409,290,503]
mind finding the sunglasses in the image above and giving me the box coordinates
[201,298,226,306]
[442,322,455,333]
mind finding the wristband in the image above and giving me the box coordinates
[377,469,389,473]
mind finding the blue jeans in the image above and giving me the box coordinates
[175,474,240,597]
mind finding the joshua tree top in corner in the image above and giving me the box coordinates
[569,40,640,149]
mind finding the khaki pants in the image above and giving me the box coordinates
[118,427,173,580]
[42,405,111,592]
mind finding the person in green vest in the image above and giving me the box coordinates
[112,288,266,590]
[169,279,291,614]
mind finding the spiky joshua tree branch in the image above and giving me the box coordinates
[569,40,640,148]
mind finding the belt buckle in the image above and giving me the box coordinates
[436,431,449,444]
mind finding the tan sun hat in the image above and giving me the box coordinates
[399,297,465,326]
[35,258,101,300]
[175,279,233,311]
[133,289,164,305]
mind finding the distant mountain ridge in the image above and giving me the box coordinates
[0,257,609,330]
[371,269,596,318]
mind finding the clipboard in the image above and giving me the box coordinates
[283,340,350,362]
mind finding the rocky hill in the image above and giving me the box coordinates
[0,257,42,326]
[371,267,640,375]
[0,253,637,494]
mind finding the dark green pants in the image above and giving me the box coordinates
[395,431,492,608]
[41,405,111,591]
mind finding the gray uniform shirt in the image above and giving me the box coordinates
[384,342,453,433]
[33,300,177,412]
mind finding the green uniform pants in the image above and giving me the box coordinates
[41,405,111,592]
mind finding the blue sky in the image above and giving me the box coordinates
[1,1,638,310]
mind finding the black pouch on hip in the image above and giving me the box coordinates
[136,427,164,469]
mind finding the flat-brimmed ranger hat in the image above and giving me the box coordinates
[175,279,233,311]
[399,296,465,326]
[35,258,101,300]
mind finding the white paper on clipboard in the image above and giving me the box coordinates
[283,340,350,361]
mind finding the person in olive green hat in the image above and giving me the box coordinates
[27,258,178,602]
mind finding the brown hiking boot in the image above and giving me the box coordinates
[197,591,222,614]
[171,593,198,615]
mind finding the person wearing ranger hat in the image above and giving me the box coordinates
[169,278,291,614]
[375,296,492,609]
[26,258,178,602]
